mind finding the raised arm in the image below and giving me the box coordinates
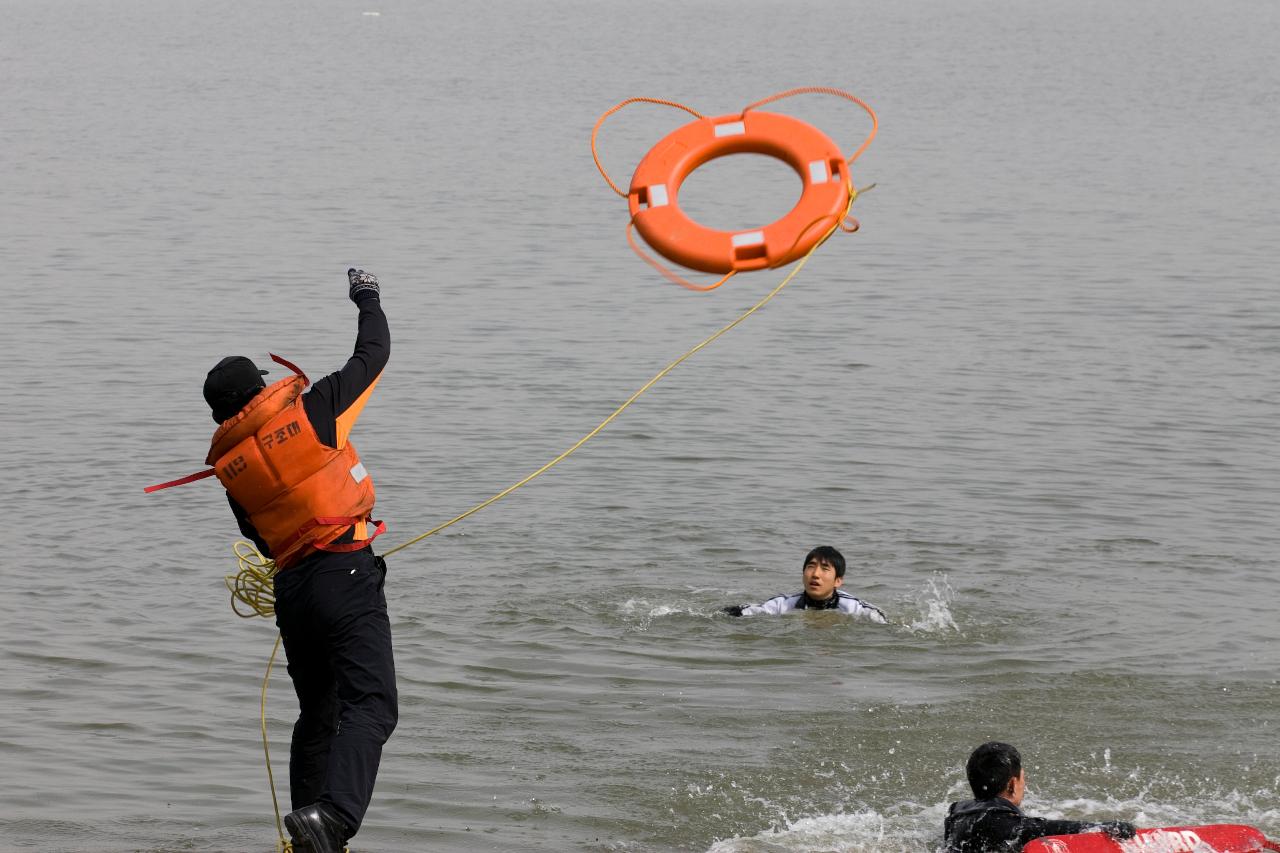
[303,269,390,448]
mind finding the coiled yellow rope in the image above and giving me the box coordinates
[227,540,278,618]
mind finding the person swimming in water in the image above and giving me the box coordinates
[944,741,1136,853]
[721,545,887,621]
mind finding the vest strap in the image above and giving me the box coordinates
[144,468,217,493]
[314,519,387,553]
[269,352,309,384]
[275,516,384,561]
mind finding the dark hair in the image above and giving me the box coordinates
[803,545,846,578]
[966,741,1021,798]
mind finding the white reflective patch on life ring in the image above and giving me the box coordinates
[350,462,368,484]
[731,231,765,247]
[647,184,668,208]
[714,121,746,137]
[808,159,830,183]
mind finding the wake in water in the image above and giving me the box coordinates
[617,596,694,630]
[611,573,961,634]
[703,777,1280,853]
[705,804,944,853]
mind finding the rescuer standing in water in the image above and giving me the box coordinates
[201,268,395,853]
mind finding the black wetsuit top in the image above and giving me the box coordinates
[944,797,1131,853]
[229,295,390,555]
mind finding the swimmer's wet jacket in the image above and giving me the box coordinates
[944,798,1134,853]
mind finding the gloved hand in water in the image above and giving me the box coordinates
[1100,821,1137,840]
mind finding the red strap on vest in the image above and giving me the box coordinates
[314,519,387,553]
[275,516,385,559]
[146,352,303,495]
[144,468,217,493]
[269,352,309,385]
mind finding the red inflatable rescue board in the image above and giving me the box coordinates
[1024,824,1279,853]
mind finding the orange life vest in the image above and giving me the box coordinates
[206,373,378,570]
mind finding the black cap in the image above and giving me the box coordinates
[204,356,268,422]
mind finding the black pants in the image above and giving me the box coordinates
[273,547,398,839]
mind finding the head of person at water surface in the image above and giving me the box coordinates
[802,545,846,601]
[966,741,1026,805]
[203,355,268,423]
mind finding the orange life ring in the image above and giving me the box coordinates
[627,110,850,274]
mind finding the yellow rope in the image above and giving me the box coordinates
[227,175,865,849]
[262,634,293,853]
[226,540,278,618]
[225,177,862,609]
[380,181,857,559]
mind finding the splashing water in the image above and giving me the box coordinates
[702,782,1280,853]
[904,573,959,634]
[617,597,695,630]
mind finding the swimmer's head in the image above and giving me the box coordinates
[802,545,846,578]
[966,741,1023,801]
[802,545,845,601]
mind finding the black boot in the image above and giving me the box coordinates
[284,803,348,853]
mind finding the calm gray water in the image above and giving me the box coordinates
[2,0,1277,851]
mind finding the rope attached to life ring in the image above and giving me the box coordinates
[590,96,707,197]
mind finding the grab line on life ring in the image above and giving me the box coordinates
[591,87,878,290]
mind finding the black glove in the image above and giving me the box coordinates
[721,605,745,617]
[1100,821,1136,840]
[348,267,380,303]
